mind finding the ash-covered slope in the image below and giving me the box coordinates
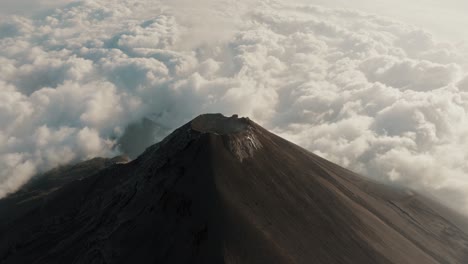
[0,114,467,264]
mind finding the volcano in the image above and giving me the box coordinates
[0,114,467,264]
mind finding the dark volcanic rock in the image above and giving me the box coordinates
[0,113,467,264]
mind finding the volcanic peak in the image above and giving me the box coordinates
[190,114,262,162]
[191,113,250,135]
[1,114,468,264]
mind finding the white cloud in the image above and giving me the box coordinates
[0,0,468,215]
[360,56,461,91]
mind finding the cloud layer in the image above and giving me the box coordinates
[1,0,468,214]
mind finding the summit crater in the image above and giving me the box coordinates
[190,113,250,135]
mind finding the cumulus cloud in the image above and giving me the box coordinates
[0,0,468,215]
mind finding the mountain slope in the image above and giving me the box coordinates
[0,114,467,264]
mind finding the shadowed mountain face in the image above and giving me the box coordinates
[0,113,467,264]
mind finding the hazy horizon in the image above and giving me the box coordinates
[2,0,467,43]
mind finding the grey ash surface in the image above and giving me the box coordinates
[0,113,467,264]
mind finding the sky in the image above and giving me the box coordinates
[308,0,468,43]
[2,0,467,43]
[0,0,468,215]
[0,0,73,15]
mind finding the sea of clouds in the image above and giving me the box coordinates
[1,0,468,214]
